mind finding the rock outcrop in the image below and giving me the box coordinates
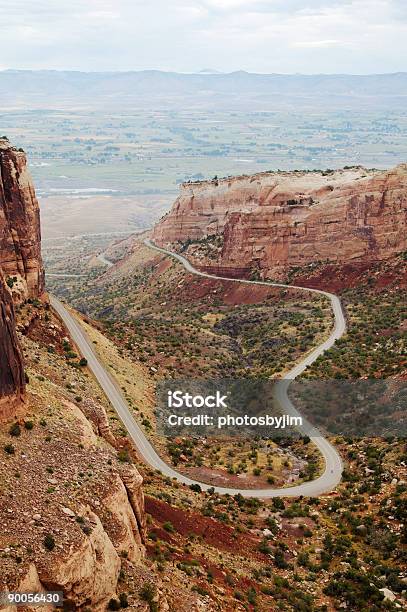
[0,138,44,301]
[0,271,25,417]
[153,165,407,279]
[1,398,148,611]
[0,138,44,415]
[36,510,121,612]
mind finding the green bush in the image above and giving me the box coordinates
[6,276,17,289]
[189,483,202,493]
[139,582,157,609]
[258,539,272,554]
[9,422,21,437]
[117,449,131,463]
[119,593,129,608]
[274,549,289,569]
[43,534,55,551]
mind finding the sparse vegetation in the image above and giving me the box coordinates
[139,582,157,611]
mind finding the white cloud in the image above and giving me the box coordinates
[0,0,405,73]
[202,0,261,9]
[292,39,349,48]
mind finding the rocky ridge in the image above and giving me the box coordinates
[153,165,407,279]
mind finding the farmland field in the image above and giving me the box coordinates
[2,105,407,276]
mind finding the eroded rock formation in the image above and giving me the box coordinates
[0,138,44,301]
[0,138,44,414]
[0,270,25,417]
[1,400,148,611]
[153,165,407,279]
[37,510,121,612]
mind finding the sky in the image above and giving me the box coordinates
[0,0,406,74]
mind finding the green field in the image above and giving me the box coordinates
[2,107,407,198]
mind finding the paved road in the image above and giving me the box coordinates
[45,253,113,278]
[50,240,345,498]
[46,272,86,278]
[97,253,114,268]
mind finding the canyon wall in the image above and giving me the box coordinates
[0,138,44,413]
[153,165,407,279]
[0,270,25,416]
[0,138,44,301]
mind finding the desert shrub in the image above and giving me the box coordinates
[9,422,21,437]
[119,593,129,608]
[43,534,55,551]
[189,483,202,493]
[139,582,157,611]
[117,449,131,463]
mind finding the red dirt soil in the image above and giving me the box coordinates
[293,259,407,293]
[145,495,263,557]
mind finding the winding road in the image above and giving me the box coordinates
[96,252,115,268]
[50,238,345,498]
[46,272,86,278]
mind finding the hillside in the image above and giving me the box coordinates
[0,141,152,610]
[49,236,407,610]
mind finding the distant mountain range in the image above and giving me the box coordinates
[1,69,407,110]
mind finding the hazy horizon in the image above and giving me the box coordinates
[2,68,407,76]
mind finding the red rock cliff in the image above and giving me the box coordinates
[0,138,45,301]
[0,270,25,416]
[153,165,407,279]
[0,138,44,414]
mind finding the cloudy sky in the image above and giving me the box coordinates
[1,0,406,74]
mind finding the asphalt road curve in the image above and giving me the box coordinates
[50,239,345,498]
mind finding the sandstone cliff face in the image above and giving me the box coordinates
[0,271,25,417]
[5,482,146,612]
[0,138,44,414]
[153,165,407,279]
[37,510,121,612]
[0,138,44,301]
